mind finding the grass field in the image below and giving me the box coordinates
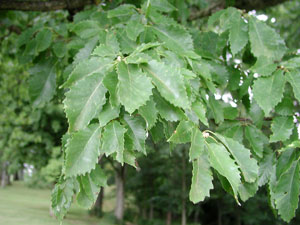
[0,182,116,225]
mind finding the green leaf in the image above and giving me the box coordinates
[244,126,267,158]
[221,7,240,31]
[65,124,101,177]
[143,60,189,109]
[181,68,197,80]
[28,59,56,108]
[218,123,243,143]
[70,20,102,39]
[208,96,224,124]
[73,37,98,64]
[92,32,120,57]
[117,62,153,114]
[125,52,152,64]
[258,149,275,186]
[106,32,120,53]
[150,121,165,143]
[150,0,177,12]
[253,70,285,116]
[101,121,126,164]
[189,128,205,161]
[223,106,238,120]
[191,100,208,126]
[124,149,137,168]
[92,44,117,58]
[286,70,300,102]
[270,116,294,143]
[98,100,120,127]
[17,27,37,48]
[107,4,136,18]
[229,12,248,56]
[126,19,144,41]
[90,165,107,187]
[51,178,76,220]
[77,165,107,208]
[64,73,107,131]
[249,17,287,60]
[103,70,120,107]
[35,28,52,53]
[250,57,277,77]
[275,97,294,116]
[152,24,194,54]
[189,152,213,203]
[276,148,297,179]
[138,97,158,129]
[215,134,259,183]
[123,114,147,154]
[206,142,241,201]
[153,90,186,122]
[53,41,67,58]
[274,161,300,222]
[133,42,162,53]
[168,120,194,144]
[117,29,137,54]
[238,181,258,202]
[63,57,113,88]
[282,57,300,69]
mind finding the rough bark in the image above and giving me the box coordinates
[0,0,93,11]
[114,165,125,222]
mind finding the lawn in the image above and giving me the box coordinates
[0,182,115,225]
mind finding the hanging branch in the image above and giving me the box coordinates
[0,0,94,11]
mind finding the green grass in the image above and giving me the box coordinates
[0,182,115,225]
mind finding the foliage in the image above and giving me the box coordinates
[2,0,300,223]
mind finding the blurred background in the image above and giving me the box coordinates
[1,0,300,224]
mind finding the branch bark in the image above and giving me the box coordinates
[0,0,93,11]
[189,0,289,20]
[0,0,289,13]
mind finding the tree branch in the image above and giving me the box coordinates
[234,0,289,11]
[189,0,289,20]
[0,0,94,11]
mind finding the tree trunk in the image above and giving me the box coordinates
[13,172,19,181]
[114,165,125,223]
[18,169,24,181]
[142,207,147,219]
[1,161,10,188]
[218,201,222,225]
[181,149,187,225]
[91,187,104,217]
[149,204,154,220]
[166,211,172,225]
[193,204,200,223]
